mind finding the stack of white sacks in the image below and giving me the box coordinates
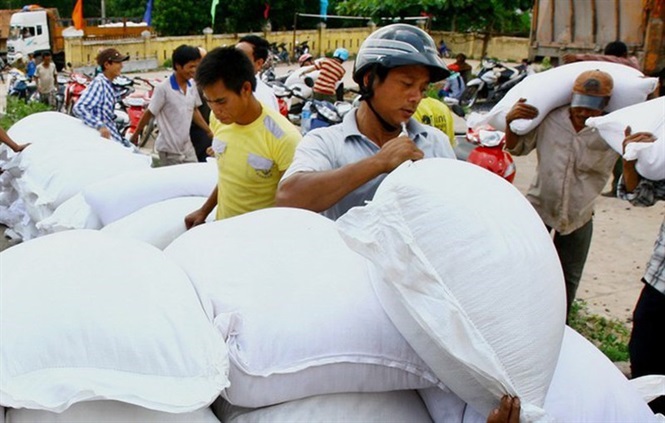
[2,155,661,421]
[0,112,218,247]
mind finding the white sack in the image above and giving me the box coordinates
[84,162,217,226]
[165,208,441,408]
[336,159,566,421]
[587,96,665,181]
[2,138,150,223]
[5,402,220,423]
[467,61,658,135]
[631,375,665,404]
[102,196,212,250]
[420,326,657,423]
[213,391,433,423]
[0,230,229,413]
[6,111,107,147]
[36,193,102,234]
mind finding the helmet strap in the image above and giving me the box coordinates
[360,66,399,133]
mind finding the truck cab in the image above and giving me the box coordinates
[7,10,52,64]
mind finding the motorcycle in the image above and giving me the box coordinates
[300,99,353,135]
[293,40,310,62]
[269,42,290,65]
[465,125,516,183]
[120,76,158,147]
[6,69,38,102]
[459,58,528,108]
[63,71,92,115]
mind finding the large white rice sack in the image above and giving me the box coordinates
[467,61,658,135]
[587,96,665,181]
[212,391,432,423]
[5,111,107,147]
[0,230,229,413]
[5,402,220,423]
[336,159,566,421]
[101,196,213,250]
[84,162,217,226]
[419,327,658,422]
[35,193,102,234]
[1,138,150,223]
[165,208,441,408]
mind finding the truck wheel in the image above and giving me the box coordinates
[459,86,479,108]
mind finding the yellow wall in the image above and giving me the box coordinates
[64,27,529,68]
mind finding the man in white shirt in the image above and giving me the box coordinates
[235,34,279,112]
[34,51,57,108]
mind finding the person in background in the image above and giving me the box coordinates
[413,96,456,148]
[234,34,279,112]
[189,47,213,162]
[448,53,473,83]
[131,45,212,165]
[617,127,665,414]
[310,48,348,103]
[184,47,300,228]
[0,127,29,152]
[276,24,456,221]
[26,53,36,81]
[34,51,57,108]
[298,53,314,67]
[563,40,640,71]
[564,41,641,198]
[438,39,450,58]
[504,70,618,318]
[74,48,131,147]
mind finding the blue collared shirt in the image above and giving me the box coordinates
[282,109,456,220]
[74,73,123,144]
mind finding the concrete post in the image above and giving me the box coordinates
[317,21,326,57]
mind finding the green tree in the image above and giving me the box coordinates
[336,0,531,35]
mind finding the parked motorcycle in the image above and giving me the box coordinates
[6,69,37,102]
[120,76,158,147]
[293,40,310,63]
[63,71,92,115]
[459,58,528,108]
[269,42,290,65]
[465,125,516,183]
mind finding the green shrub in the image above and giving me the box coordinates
[568,299,630,362]
[162,58,173,69]
[0,97,52,130]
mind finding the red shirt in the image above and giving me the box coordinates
[313,58,345,96]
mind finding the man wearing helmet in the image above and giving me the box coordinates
[504,70,619,319]
[276,24,456,221]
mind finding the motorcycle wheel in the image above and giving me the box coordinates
[139,116,156,148]
[459,86,479,108]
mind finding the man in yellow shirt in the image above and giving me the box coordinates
[184,47,300,226]
[413,96,457,148]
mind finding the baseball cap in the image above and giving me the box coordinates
[571,69,613,110]
[96,48,130,67]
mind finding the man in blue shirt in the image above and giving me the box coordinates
[74,48,130,146]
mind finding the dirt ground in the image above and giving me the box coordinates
[2,59,663,324]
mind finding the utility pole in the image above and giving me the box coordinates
[101,0,106,23]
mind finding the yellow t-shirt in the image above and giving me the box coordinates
[209,105,301,220]
[413,97,457,148]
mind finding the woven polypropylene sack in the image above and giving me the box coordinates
[337,159,566,421]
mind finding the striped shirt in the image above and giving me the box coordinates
[313,58,345,96]
[618,177,665,294]
[74,73,124,144]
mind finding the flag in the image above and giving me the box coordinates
[72,0,84,30]
[319,0,328,21]
[143,0,153,25]
[263,3,270,20]
[210,0,220,25]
